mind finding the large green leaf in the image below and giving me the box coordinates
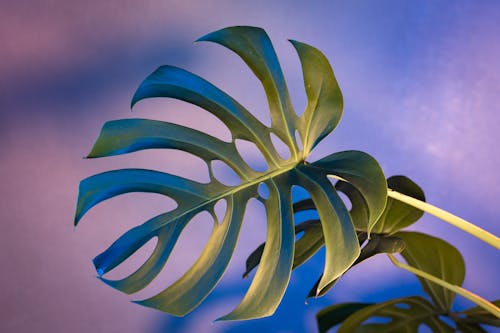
[336,297,454,333]
[395,232,465,311]
[75,26,387,319]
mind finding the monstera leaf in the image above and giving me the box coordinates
[316,232,474,332]
[75,26,387,320]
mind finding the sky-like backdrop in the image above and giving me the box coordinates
[1,1,499,332]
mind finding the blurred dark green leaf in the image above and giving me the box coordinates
[337,297,454,333]
[460,300,500,327]
[316,302,372,333]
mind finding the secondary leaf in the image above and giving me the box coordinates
[395,232,465,311]
[336,297,454,333]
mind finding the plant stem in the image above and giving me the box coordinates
[387,189,500,250]
[387,254,500,318]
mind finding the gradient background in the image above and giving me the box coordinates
[1,1,499,332]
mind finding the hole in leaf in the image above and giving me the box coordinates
[295,130,303,151]
[292,186,318,224]
[418,324,433,333]
[295,210,319,224]
[438,315,456,328]
[223,198,267,279]
[134,211,213,298]
[271,133,291,160]
[214,199,227,224]
[235,139,268,172]
[132,98,233,142]
[206,54,272,128]
[211,160,241,186]
[394,303,411,310]
[292,185,310,202]
[258,182,270,200]
[103,237,158,280]
[337,191,352,211]
[295,230,305,241]
[77,193,178,254]
[282,54,307,117]
[327,177,352,211]
[123,149,210,183]
[363,316,392,324]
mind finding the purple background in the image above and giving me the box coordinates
[1,1,499,332]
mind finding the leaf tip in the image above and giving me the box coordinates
[130,97,138,110]
[130,299,143,306]
[195,30,216,43]
[73,215,80,227]
[288,39,302,48]
[93,258,105,277]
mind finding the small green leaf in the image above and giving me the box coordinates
[372,176,425,234]
[293,219,324,269]
[337,175,424,234]
[242,243,265,279]
[395,232,465,311]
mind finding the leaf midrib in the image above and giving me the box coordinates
[156,161,300,229]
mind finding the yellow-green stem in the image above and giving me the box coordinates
[387,189,500,250]
[387,254,500,318]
